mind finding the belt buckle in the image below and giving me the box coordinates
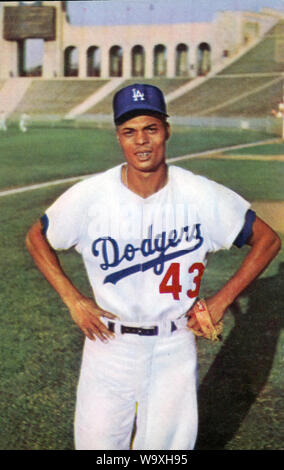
[117,324,159,336]
[140,326,158,336]
[121,325,138,335]
[121,325,159,336]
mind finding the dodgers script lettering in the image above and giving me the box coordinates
[92,224,203,284]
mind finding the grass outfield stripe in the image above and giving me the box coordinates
[0,138,279,198]
[0,175,88,197]
[167,138,280,163]
[203,154,284,161]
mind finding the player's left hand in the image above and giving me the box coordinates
[186,295,227,339]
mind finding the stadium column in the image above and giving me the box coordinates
[78,47,87,78]
[123,46,131,79]
[3,41,18,78]
[101,46,109,79]
[145,47,153,79]
[167,44,176,78]
[189,44,198,78]
[43,40,61,78]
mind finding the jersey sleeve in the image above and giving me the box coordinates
[42,181,88,251]
[197,177,251,251]
[233,209,256,248]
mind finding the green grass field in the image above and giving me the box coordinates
[0,125,278,190]
[0,126,283,450]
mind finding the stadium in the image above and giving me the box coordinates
[0,0,283,451]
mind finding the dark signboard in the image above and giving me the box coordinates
[3,6,56,41]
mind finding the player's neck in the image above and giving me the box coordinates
[122,164,168,199]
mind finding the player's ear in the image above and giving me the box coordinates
[116,128,121,144]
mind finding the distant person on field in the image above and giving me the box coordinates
[0,112,7,132]
[19,113,30,133]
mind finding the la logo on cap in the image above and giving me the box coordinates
[113,83,168,125]
[132,88,145,102]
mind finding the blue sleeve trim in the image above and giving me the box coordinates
[234,209,256,248]
[40,214,49,237]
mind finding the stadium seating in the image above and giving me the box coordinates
[168,21,284,119]
[14,79,108,117]
[84,78,190,116]
[168,76,283,117]
[221,21,284,75]
[10,20,284,121]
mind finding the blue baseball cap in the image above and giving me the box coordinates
[113,83,168,125]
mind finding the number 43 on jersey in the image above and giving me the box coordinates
[159,262,205,300]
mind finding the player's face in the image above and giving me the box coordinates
[116,115,170,173]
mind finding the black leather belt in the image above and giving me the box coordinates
[108,321,178,336]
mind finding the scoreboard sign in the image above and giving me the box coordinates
[3,6,56,41]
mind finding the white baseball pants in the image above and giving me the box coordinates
[74,327,198,450]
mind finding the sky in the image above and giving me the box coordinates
[67,0,284,26]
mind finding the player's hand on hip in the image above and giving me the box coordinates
[187,294,227,331]
[203,293,229,325]
[68,296,119,342]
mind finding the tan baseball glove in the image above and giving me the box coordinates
[188,299,223,342]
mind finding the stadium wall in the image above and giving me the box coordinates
[0,1,277,80]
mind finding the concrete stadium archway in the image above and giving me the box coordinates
[17,38,44,77]
[109,45,123,77]
[153,44,167,77]
[198,42,211,76]
[176,43,189,76]
[64,46,78,77]
[131,45,145,77]
[87,46,101,77]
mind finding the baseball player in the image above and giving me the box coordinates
[0,111,7,132]
[26,84,281,450]
[19,113,30,133]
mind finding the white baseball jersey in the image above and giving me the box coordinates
[43,164,250,324]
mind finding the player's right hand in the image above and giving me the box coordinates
[67,296,119,342]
